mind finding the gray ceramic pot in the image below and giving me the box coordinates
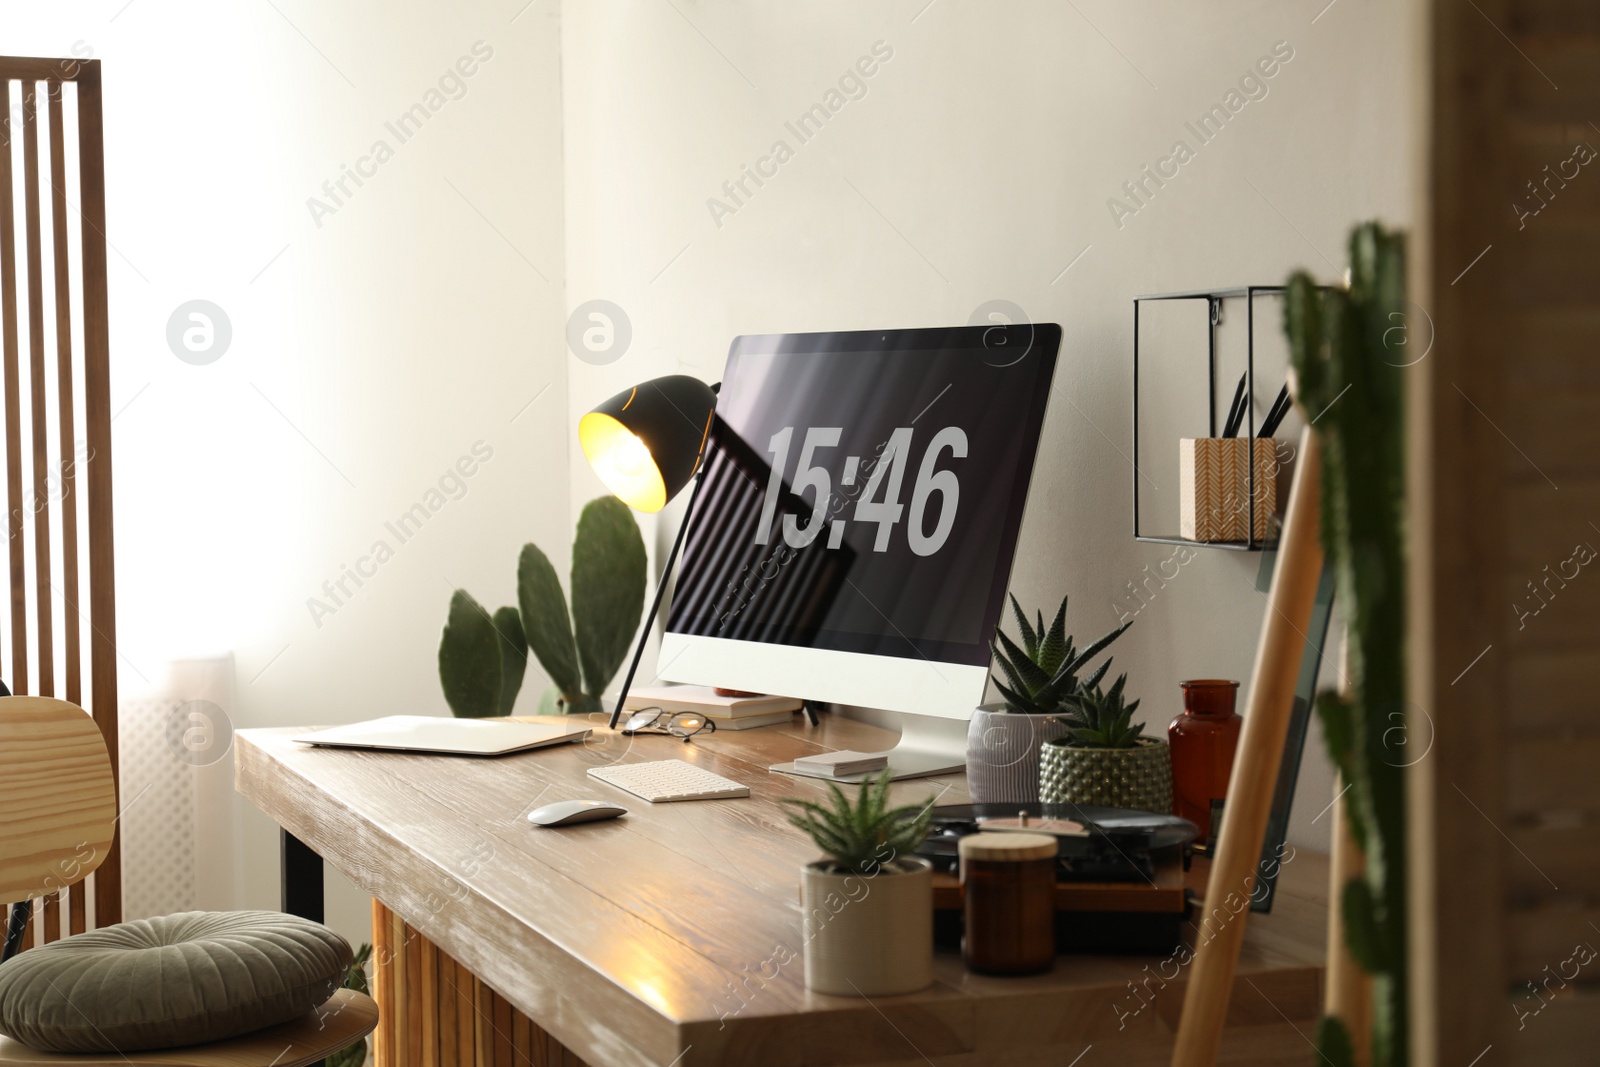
[964,705,1074,805]
[1038,736,1173,811]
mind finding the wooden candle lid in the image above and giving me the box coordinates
[957,832,1058,862]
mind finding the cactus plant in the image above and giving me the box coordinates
[1284,222,1408,1067]
[439,591,523,718]
[571,495,650,697]
[1058,674,1145,748]
[990,593,1129,714]
[439,496,646,717]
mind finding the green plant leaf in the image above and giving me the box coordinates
[1316,692,1357,774]
[1284,273,1329,413]
[1008,594,1038,659]
[439,590,503,718]
[779,770,933,873]
[326,943,373,1067]
[991,597,1132,714]
[1057,619,1132,682]
[1079,658,1111,694]
[570,496,648,698]
[1287,223,1410,1067]
[1316,692,1368,851]
[492,606,527,716]
[990,653,1030,709]
[1038,598,1068,675]
[995,629,1051,693]
[517,543,582,701]
[991,679,1035,713]
[344,943,371,994]
[1314,1016,1356,1067]
[1341,877,1385,973]
[1065,673,1144,747]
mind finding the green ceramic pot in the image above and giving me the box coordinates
[1038,736,1173,811]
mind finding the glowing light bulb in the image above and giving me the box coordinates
[611,432,651,477]
[578,411,668,511]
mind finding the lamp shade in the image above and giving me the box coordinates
[579,375,717,513]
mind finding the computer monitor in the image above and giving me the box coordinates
[658,323,1061,777]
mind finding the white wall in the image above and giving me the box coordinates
[562,0,1420,851]
[3,0,570,943]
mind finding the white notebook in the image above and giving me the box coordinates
[623,685,802,719]
[293,716,591,756]
[792,750,889,776]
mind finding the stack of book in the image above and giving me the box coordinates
[622,685,802,731]
[788,750,889,780]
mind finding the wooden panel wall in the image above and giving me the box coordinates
[0,56,121,938]
[1417,0,1600,1062]
[373,902,590,1067]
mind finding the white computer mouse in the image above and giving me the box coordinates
[527,799,628,827]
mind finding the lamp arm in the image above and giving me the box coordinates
[605,380,719,730]
[608,469,703,730]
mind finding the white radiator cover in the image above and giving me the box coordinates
[118,654,237,920]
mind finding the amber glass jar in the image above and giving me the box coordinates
[1168,679,1242,843]
[958,832,1057,975]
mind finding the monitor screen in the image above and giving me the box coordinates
[664,325,1059,676]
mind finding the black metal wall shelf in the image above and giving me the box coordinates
[1132,285,1319,552]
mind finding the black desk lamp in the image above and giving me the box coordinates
[578,375,717,728]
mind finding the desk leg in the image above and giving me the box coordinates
[282,829,325,922]
[281,831,328,1067]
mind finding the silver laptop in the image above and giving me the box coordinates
[294,715,591,756]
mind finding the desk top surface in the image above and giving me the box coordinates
[236,713,1326,1067]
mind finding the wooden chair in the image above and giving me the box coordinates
[0,696,379,1067]
[0,55,122,944]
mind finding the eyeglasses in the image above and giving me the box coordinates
[620,707,717,742]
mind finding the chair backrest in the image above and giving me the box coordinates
[0,696,115,904]
[0,57,121,940]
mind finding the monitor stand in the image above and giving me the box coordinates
[769,710,968,783]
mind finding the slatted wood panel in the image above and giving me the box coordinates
[0,57,120,937]
[373,901,590,1067]
[1418,0,1600,1063]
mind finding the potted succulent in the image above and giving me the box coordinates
[780,771,935,996]
[967,595,1130,804]
[1039,674,1172,811]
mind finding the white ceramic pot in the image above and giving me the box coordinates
[964,705,1074,805]
[800,858,933,996]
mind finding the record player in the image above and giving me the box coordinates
[919,803,1199,955]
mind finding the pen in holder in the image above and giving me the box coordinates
[1179,437,1282,543]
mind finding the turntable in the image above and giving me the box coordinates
[919,803,1199,955]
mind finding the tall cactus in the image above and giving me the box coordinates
[1284,222,1408,1067]
[439,496,646,717]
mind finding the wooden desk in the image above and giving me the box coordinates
[236,715,1327,1067]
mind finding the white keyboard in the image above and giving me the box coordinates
[587,759,750,803]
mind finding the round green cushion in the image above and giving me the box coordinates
[0,911,352,1053]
